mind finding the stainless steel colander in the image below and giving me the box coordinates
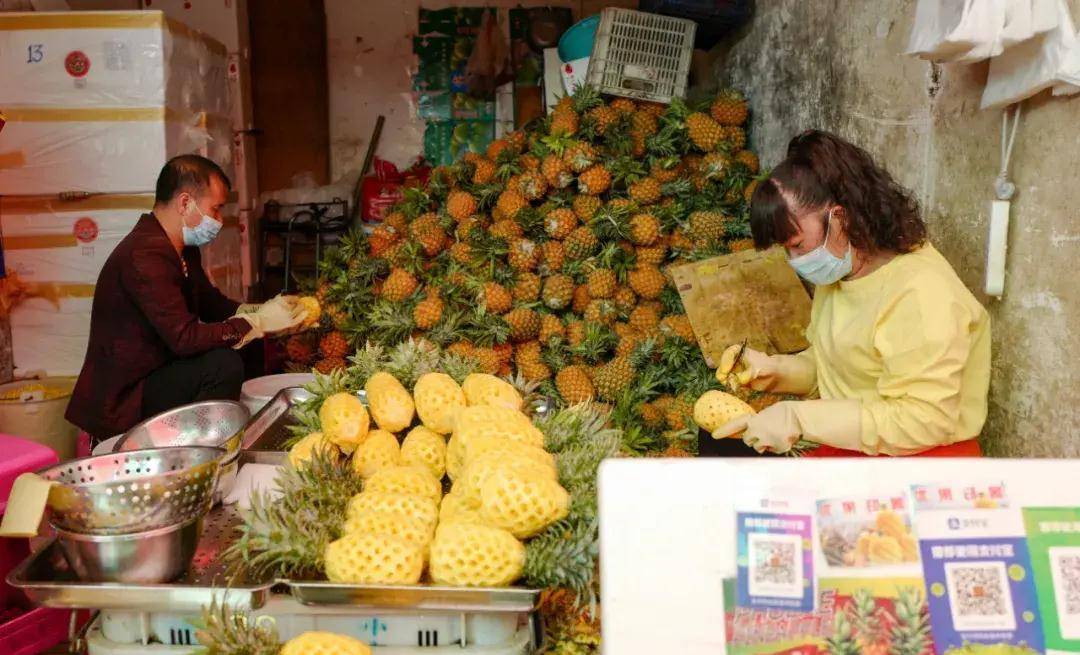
[40,446,224,535]
[114,400,249,457]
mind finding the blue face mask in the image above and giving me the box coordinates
[787,211,852,285]
[181,200,222,247]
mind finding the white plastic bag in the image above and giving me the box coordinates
[981,0,1078,108]
[906,0,1009,62]
[1000,0,1063,46]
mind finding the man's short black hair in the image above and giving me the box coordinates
[154,154,231,204]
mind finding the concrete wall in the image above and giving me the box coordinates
[324,0,635,178]
[715,0,1080,456]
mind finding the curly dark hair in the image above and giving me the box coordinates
[749,130,927,254]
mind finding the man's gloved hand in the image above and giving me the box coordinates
[236,296,307,347]
[712,399,863,454]
[716,344,816,395]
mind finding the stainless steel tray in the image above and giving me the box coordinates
[239,386,313,465]
[7,504,274,612]
[285,581,540,613]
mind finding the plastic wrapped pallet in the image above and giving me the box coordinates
[0,11,229,113]
[0,107,232,195]
[0,194,154,376]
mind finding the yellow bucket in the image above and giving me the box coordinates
[0,377,79,460]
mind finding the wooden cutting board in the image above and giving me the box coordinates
[668,247,812,368]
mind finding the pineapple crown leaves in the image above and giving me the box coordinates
[659,284,685,315]
[534,402,621,453]
[383,338,444,389]
[514,206,548,242]
[365,298,418,345]
[194,598,282,655]
[223,451,360,579]
[438,350,482,384]
[555,427,622,494]
[494,148,523,181]
[570,321,617,364]
[539,134,574,157]
[397,186,434,219]
[425,306,468,347]
[347,342,388,383]
[540,340,571,371]
[589,203,633,242]
[462,308,510,347]
[470,182,504,211]
[607,155,647,188]
[523,516,600,612]
[568,85,604,114]
[644,126,683,158]
[825,610,863,655]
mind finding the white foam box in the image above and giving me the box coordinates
[1,194,153,376]
[0,107,233,195]
[0,11,229,113]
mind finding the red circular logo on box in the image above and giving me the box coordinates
[65,51,91,78]
[73,217,98,243]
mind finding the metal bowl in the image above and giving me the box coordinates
[115,400,249,460]
[54,515,203,583]
[40,446,224,535]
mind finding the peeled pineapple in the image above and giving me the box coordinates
[480,469,569,538]
[281,631,371,655]
[347,491,439,533]
[461,434,556,472]
[342,510,434,547]
[439,491,489,526]
[457,451,557,506]
[350,429,401,479]
[400,426,447,479]
[453,405,545,449]
[324,532,424,584]
[288,432,335,468]
[692,390,755,433]
[364,466,442,504]
[319,392,371,453]
[461,373,523,411]
[413,372,467,434]
[364,371,415,433]
[429,522,525,587]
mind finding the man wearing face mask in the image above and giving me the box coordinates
[67,155,308,442]
[711,132,990,457]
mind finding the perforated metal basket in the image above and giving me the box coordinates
[114,400,249,459]
[40,446,224,535]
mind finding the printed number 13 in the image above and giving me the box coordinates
[27,44,43,63]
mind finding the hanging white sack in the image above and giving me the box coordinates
[981,0,1077,108]
[1052,0,1080,92]
[906,0,1009,62]
[1001,0,1062,46]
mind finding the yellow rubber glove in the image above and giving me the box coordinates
[712,399,862,454]
[716,344,817,395]
[236,297,307,347]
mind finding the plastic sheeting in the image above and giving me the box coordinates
[0,108,232,195]
[0,194,153,377]
[0,11,229,113]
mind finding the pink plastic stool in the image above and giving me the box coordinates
[0,435,58,613]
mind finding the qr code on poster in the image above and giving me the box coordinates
[945,561,1016,631]
[747,532,803,599]
[1049,547,1080,638]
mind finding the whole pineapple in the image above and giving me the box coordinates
[512,272,542,303]
[571,285,591,314]
[735,149,760,174]
[508,238,540,272]
[545,208,578,240]
[563,141,597,173]
[586,268,617,299]
[660,314,697,342]
[593,356,635,401]
[572,194,601,222]
[539,313,566,343]
[628,176,662,206]
[496,189,528,219]
[629,212,661,246]
[627,264,667,299]
[286,335,315,365]
[314,357,347,374]
[505,307,541,342]
[542,154,573,189]
[542,274,576,311]
[472,157,496,185]
[564,226,599,260]
[539,240,567,275]
[320,331,350,360]
[688,210,727,244]
[447,190,477,222]
[482,281,513,314]
[550,107,579,137]
[556,365,596,404]
[687,112,723,151]
[412,291,444,330]
[516,170,549,201]
[577,164,611,196]
[382,268,418,302]
[710,89,749,126]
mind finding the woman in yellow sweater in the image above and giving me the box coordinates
[713,131,990,457]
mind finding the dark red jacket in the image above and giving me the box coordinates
[66,214,251,438]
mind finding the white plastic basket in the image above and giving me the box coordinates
[586,8,697,104]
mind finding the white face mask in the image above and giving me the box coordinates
[787,210,852,285]
[181,197,222,247]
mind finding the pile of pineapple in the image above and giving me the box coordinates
[296,87,770,449]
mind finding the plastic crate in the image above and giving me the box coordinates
[586,8,696,104]
[0,607,75,655]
